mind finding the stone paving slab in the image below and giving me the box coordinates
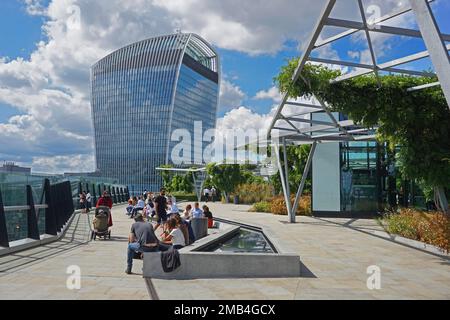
[150,202,450,300]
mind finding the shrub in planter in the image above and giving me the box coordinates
[270,195,312,216]
[384,208,450,252]
[234,183,273,205]
[250,201,272,213]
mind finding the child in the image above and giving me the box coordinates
[126,199,134,217]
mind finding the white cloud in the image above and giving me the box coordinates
[218,80,246,112]
[31,154,95,174]
[254,86,282,103]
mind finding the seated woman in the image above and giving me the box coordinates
[183,204,192,221]
[173,214,190,246]
[202,205,214,228]
[161,217,186,250]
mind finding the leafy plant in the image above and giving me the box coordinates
[249,201,272,213]
[383,208,450,252]
[275,61,450,211]
[206,163,245,202]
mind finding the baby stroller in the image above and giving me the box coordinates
[91,206,111,240]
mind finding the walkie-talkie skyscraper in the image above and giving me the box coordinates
[91,33,220,194]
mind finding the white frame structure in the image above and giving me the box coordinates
[268,0,450,223]
[155,167,207,202]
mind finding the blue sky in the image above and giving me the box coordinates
[0,0,448,173]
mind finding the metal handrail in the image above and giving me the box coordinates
[3,204,49,212]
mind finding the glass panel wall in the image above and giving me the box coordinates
[340,141,379,213]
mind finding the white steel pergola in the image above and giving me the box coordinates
[268,0,450,223]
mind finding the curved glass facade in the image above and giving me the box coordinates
[91,33,219,194]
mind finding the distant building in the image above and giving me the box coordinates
[91,33,220,194]
[0,162,31,174]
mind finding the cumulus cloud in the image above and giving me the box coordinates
[31,154,95,174]
[254,86,282,103]
[218,80,246,112]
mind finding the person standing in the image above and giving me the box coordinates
[79,192,87,213]
[203,187,210,202]
[211,186,217,202]
[154,188,168,231]
[86,191,92,212]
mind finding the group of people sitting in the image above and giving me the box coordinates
[125,188,215,275]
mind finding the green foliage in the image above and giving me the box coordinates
[250,201,272,213]
[270,144,312,194]
[158,165,174,192]
[206,163,244,198]
[275,60,450,189]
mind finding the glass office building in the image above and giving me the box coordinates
[91,33,220,194]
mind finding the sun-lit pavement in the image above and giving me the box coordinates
[0,205,149,300]
[0,203,449,300]
[151,202,450,300]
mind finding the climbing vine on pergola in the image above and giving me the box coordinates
[275,60,450,205]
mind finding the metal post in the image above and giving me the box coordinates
[410,0,450,109]
[282,138,293,222]
[0,188,10,247]
[26,185,40,240]
[43,179,57,236]
[92,183,97,205]
[291,142,317,221]
[274,143,293,219]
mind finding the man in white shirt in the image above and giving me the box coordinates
[203,187,210,202]
[191,202,204,218]
[86,192,92,210]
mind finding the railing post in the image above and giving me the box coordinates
[111,187,116,204]
[126,187,130,201]
[65,181,74,222]
[52,184,63,232]
[92,183,97,205]
[44,179,57,236]
[0,188,10,248]
[26,185,40,240]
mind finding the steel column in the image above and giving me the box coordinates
[43,179,57,236]
[274,142,293,220]
[0,189,9,247]
[282,138,294,222]
[26,185,40,240]
[291,142,317,222]
[410,0,450,109]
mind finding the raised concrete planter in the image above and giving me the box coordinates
[143,251,300,279]
[143,220,301,279]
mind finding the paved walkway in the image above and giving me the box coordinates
[0,203,449,300]
[0,205,149,300]
[151,202,450,300]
